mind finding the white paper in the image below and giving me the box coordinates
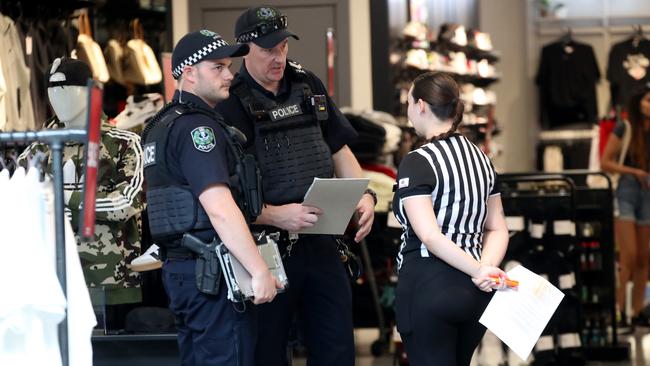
[296,178,369,235]
[479,265,564,361]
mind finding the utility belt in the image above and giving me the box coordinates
[172,232,289,302]
[251,225,362,280]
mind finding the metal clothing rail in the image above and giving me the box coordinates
[0,128,87,366]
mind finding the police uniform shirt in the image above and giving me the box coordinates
[215,61,358,153]
[392,133,499,268]
[168,90,232,198]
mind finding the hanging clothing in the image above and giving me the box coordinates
[16,19,53,128]
[536,40,600,129]
[0,58,6,128]
[0,167,66,366]
[0,15,35,131]
[607,38,650,108]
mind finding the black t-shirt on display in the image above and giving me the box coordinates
[536,40,601,129]
[606,38,650,108]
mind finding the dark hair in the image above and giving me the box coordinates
[411,71,464,141]
[625,85,650,170]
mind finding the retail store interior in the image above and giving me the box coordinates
[1,0,650,365]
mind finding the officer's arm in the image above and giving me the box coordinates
[68,134,144,222]
[198,183,275,280]
[332,145,375,242]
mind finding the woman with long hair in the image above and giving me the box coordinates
[393,71,509,365]
[602,84,650,327]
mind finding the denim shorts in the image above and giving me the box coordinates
[615,174,650,225]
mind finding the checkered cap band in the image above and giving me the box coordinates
[172,38,228,79]
[237,31,259,44]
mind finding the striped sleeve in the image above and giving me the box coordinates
[68,128,144,222]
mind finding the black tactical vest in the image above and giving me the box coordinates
[232,61,334,204]
[142,102,262,247]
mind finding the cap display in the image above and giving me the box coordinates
[235,6,299,48]
[47,57,92,88]
[171,30,249,79]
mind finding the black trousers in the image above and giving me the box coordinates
[254,235,355,366]
[162,259,257,366]
[395,253,492,366]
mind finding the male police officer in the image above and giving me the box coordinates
[216,6,376,366]
[142,30,281,366]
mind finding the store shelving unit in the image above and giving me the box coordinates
[500,171,629,363]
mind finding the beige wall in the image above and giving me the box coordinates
[172,0,189,45]
[479,0,537,172]
[348,0,373,109]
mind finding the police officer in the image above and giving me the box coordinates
[216,6,376,366]
[142,30,282,366]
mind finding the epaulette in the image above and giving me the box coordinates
[287,59,307,79]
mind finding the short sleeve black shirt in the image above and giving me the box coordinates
[167,90,232,197]
[607,38,650,108]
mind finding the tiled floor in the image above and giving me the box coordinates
[293,328,650,366]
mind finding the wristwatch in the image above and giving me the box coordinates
[364,188,378,206]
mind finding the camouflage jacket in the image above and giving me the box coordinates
[19,116,145,305]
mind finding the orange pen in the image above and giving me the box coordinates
[489,276,519,288]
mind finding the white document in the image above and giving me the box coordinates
[296,178,369,235]
[479,265,564,361]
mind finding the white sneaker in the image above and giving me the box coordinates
[130,244,162,272]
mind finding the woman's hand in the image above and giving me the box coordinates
[633,169,650,189]
[472,264,507,292]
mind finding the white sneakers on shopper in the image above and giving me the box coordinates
[130,244,162,272]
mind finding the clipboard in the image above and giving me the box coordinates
[295,178,369,235]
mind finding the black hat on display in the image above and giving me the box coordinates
[171,30,249,79]
[47,57,92,88]
[235,6,299,48]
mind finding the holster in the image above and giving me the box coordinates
[181,233,222,295]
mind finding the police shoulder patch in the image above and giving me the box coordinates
[191,126,216,152]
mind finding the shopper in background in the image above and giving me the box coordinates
[601,84,650,328]
[216,5,376,366]
[392,71,509,365]
[142,30,281,366]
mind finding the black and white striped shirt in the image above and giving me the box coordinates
[392,133,499,269]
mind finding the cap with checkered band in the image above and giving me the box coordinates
[171,30,249,79]
[235,6,299,48]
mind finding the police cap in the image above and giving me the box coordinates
[235,6,299,48]
[171,30,249,79]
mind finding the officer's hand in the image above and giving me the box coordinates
[353,195,375,243]
[251,270,280,305]
[471,264,506,292]
[273,203,322,232]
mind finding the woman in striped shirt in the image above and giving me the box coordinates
[393,72,510,365]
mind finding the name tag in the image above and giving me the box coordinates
[143,142,156,167]
[269,104,302,121]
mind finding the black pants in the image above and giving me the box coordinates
[395,254,492,366]
[254,235,355,366]
[162,259,257,366]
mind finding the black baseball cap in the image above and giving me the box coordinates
[235,6,299,48]
[47,57,92,88]
[171,30,249,79]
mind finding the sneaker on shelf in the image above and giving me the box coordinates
[130,244,162,272]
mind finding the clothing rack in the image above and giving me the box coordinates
[0,128,87,366]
